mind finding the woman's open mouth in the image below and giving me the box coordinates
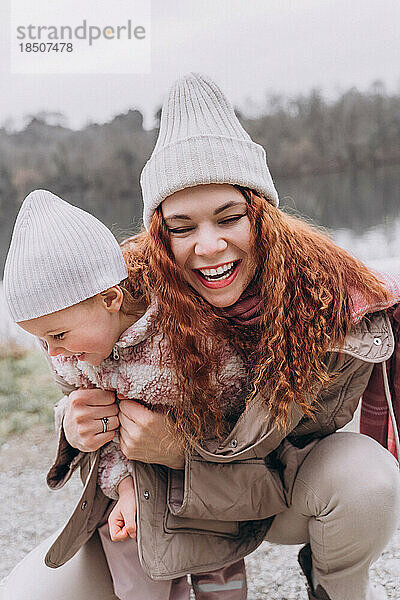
[193,260,241,289]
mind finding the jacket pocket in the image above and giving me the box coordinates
[168,457,287,522]
[163,510,240,538]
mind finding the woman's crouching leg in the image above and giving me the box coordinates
[267,432,400,600]
[0,529,118,600]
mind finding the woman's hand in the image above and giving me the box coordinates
[63,388,119,452]
[118,399,185,470]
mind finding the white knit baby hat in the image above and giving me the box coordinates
[4,189,128,322]
[141,72,279,230]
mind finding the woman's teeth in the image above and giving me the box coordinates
[198,261,236,281]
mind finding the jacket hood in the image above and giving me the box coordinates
[351,271,400,324]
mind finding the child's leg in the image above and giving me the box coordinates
[98,522,190,600]
[191,559,247,600]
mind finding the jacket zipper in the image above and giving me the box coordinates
[112,345,120,361]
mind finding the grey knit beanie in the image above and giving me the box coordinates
[141,72,279,230]
[4,189,128,322]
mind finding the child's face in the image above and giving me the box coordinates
[18,291,124,366]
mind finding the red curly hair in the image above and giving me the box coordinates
[119,230,230,444]
[123,187,389,443]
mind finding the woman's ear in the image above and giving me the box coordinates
[101,286,123,312]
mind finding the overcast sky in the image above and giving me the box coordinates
[0,0,399,130]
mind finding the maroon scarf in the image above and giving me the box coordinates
[215,282,263,325]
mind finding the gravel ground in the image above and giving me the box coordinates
[1,427,399,599]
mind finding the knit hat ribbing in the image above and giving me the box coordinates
[4,189,128,322]
[141,72,279,230]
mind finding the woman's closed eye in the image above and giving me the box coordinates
[168,226,195,235]
[168,214,246,235]
[219,214,246,225]
[53,332,66,340]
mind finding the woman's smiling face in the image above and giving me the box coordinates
[161,184,256,307]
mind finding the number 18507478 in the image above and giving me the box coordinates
[19,42,73,52]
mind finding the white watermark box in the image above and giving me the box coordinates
[10,0,151,74]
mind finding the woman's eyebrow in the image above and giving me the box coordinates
[214,201,246,215]
[164,201,246,221]
[164,213,192,222]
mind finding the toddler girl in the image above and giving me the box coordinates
[4,189,248,600]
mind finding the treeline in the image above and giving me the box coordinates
[243,81,400,178]
[1,81,399,219]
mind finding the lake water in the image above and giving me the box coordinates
[276,163,400,269]
[1,164,399,347]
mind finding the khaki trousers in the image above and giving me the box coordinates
[264,432,400,600]
[2,433,399,600]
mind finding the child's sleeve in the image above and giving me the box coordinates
[37,338,87,489]
[97,439,131,500]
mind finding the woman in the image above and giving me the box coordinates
[3,73,400,600]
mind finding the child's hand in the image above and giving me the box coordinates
[108,476,137,542]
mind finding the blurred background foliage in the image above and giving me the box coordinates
[1,82,399,225]
[0,350,57,442]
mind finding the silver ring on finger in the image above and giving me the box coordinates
[101,417,109,433]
